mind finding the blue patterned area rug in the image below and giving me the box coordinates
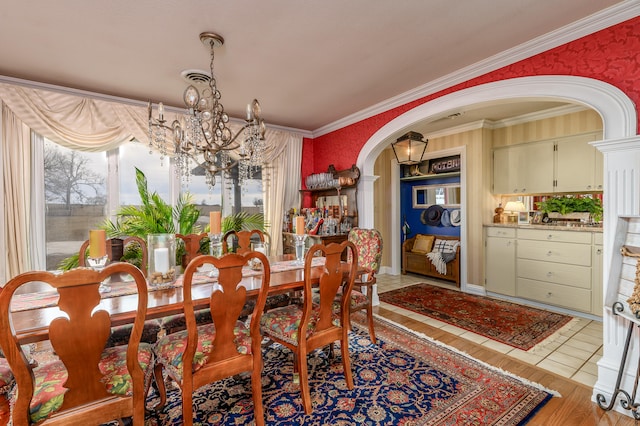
[145,315,555,425]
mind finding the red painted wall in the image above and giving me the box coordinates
[307,16,640,175]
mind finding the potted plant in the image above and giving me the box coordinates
[58,168,202,270]
[58,168,268,270]
[535,196,603,223]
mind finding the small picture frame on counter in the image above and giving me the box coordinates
[518,211,531,225]
[531,211,544,224]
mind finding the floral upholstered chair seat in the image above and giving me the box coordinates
[17,343,154,423]
[0,358,13,396]
[154,321,251,382]
[261,304,341,346]
[312,289,368,310]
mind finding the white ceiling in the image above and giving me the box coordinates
[0,0,628,133]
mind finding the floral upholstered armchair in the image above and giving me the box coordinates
[346,227,383,343]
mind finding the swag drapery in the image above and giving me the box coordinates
[0,82,302,282]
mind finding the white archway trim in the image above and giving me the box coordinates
[357,75,636,237]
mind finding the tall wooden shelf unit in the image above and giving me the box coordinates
[283,164,360,254]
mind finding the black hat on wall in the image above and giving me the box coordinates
[421,205,444,226]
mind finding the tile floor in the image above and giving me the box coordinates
[375,273,603,387]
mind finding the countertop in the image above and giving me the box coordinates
[485,223,603,233]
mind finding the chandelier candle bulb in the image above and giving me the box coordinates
[158,102,164,120]
[210,211,221,234]
[296,216,306,235]
[89,230,106,258]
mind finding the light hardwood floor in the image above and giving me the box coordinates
[369,273,635,426]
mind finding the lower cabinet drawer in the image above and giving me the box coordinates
[517,240,591,266]
[517,259,591,289]
[517,278,591,312]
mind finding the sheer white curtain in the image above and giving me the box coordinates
[2,104,32,280]
[0,81,303,271]
[261,128,303,255]
[30,132,46,270]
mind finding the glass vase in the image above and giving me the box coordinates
[147,233,177,286]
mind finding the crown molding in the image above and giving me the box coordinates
[313,1,640,138]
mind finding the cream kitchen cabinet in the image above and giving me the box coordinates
[484,226,603,316]
[485,227,516,296]
[516,228,599,315]
[492,141,555,194]
[592,232,603,316]
[493,132,603,195]
[555,133,603,192]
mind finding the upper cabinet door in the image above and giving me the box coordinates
[493,141,554,194]
[555,134,601,193]
[520,141,554,194]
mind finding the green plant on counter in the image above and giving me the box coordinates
[535,196,603,222]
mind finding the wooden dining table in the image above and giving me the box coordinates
[9,255,347,345]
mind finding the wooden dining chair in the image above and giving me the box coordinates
[260,241,358,414]
[344,227,383,344]
[176,232,209,268]
[222,229,269,254]
[79,236,160,347]
[153,251,271,426]
[0,263,154,425]
[161,232,214,336]
[78,235,148,272]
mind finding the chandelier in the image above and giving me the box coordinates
[148,32,266,189]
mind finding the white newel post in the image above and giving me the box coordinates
[593,136,640,416]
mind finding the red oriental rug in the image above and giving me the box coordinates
[379,283,574,351]
[135,315,555,425]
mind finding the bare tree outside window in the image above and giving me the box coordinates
[44,144,106,207]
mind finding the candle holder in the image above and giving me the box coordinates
[208,232,223,277]
[147,233,177,286]
[250,241,268,269]
[87,255,111,293]
[294,234,307,265]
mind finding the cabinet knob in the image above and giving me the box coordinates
[547,234,553,240]
[547,251,553,256]
[546,272,553,277]
[547,292,553,298]
[513,189,518,193]
[597,185,603,189]
[522,188,526,192]
[587,185,592,190]
[596,248,602,255]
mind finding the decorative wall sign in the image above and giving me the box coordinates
[429,155,461,174]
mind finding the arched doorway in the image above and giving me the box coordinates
[356,75,636,287]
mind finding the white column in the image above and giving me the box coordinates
[593,136,640,416]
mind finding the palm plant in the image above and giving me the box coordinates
[58,168,203,270]
[58,168,268,270]
[105,168,202,236]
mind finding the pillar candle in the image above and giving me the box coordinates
[89,230,106,258]
[210,211,221,234]
[296,216,306,235]
[154,247,170,274]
